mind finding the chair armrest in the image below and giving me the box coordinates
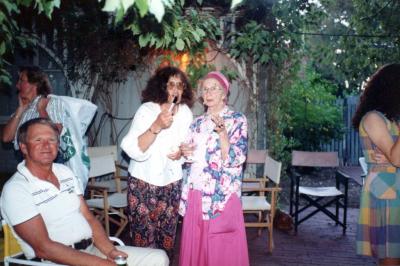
[116,163,128,171]
[242,177,268,182]
[242,187,281,193]
[114,175,128,181]
[289,168,301,181]
[336,170,350,185]
[86,184,110,192]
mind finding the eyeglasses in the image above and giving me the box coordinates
[201,86,222,94]
[167,81,185,90]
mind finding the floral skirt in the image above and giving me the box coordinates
[127,176,182,260]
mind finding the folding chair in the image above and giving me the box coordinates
[86,154,128,237]
[87,145,128,193]
[242,150,282,253]
[2,220,124,266]
[289,151,349,234]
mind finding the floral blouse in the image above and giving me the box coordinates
[179,106,248,220]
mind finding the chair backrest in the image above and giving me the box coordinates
[292,150,339,168]
[2,220,22,258]
[264,156,282,185]
[247,149,268,164]
[87,145,118,161]
[88,154,116,178]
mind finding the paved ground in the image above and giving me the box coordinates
[170,207,376,266]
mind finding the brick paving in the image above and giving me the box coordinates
[118,166,377,266]
[168,206,376,266]
[244,207,376,266]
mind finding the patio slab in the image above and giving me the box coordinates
[170,207,376,266]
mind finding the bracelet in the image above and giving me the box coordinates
[148,127,161,134]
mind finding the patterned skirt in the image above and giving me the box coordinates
[356,183,400,259]
[127,176,182,260]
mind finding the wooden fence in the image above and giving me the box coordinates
[321,95,362,166]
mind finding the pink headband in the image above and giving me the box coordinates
[204,71,230,94]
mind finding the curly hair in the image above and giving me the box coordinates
[141,66,194,108]
[352,63,400,129]
[19,65,52,96]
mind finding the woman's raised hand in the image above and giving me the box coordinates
[153,104,174,131]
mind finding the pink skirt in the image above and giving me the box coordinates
[179,189,249,266]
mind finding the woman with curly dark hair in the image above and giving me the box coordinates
[120,66,194,260]
[352,63,400,266]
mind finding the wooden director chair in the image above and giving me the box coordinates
[242,149,282,253]
[289,151,349,234]
[85,153,128,237]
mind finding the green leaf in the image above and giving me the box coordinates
[175,38,185,51]
[191,30,200,42]
[0,73,12,86]
[115,7,125,23]
[135,0,148,17]
[139,34,150,47]
[2,0,19,14]
[174,28,182,38]
[0,42,5,56]
[121,0,135,11]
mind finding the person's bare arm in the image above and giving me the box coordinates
[211,115,230,160]
[14,214,115,266]
[79,196,127,260]
[2,96,28,142]
[138,105,173,152]
[363,112,400,167]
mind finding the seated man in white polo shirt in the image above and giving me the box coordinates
[1,118,169,266]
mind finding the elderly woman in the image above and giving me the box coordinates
[352,64,400,266]
[120,66,194,260]
[179,71,249,266]
[2,66,91,189]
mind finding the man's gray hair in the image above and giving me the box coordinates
[17,118,60,144]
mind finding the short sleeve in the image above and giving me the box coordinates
[1,182,39,226]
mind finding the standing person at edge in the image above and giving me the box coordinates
[352,63,400,266]
[2,65,91,189]
[120,66,194,260]
[179,71,249,266]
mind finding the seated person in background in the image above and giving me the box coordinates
[1,118,169,266]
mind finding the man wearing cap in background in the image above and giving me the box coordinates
[1,118,169,266]
[178,71,249,266]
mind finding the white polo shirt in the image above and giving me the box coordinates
[1,162,92,259]
[121,102,193,186]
